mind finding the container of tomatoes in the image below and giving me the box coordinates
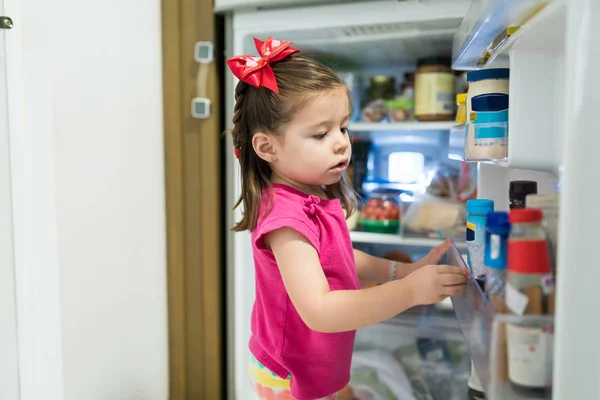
[358,190,402,234]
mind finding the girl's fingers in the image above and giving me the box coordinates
[440,274,469,286]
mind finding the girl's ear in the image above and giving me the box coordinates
[252,132,278,163]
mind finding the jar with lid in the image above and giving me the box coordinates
[414,57,455,121]
[509,180,537,209]
[526,194,559,275]
[367,75,396,101]
[465,68,510,161]
[358,190,401,234]
[505,208,553,396]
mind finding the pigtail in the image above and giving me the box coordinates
[229,81,273,232]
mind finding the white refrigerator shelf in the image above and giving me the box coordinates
[349,121,455,132]
[350,231,468,249]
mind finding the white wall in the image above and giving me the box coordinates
[5,0,169,398]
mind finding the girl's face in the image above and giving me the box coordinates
[268,88,352,195]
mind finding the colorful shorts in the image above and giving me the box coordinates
[248,355,338,400]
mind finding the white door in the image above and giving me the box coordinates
[0,9,20,400]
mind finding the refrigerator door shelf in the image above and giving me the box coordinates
[452,0,554,70]
[454,0,566,174]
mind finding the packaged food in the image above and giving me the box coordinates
[386,98,413,122]
[402,194,465,238]
[361,99,388,122]
[465,69,510,162]
[456,162,478,203]
[427,163,460,199]
[358,190,401,234]
[414,57,455,121]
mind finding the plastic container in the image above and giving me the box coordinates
[466,199,494,278]
[358,190,401,234]
[509,180,537,209]
[414,57,455,121]
[465,69,510,162]
[526,194,559,275]
[484,212,510,313]
[505,208,554,395]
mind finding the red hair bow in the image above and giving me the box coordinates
[226,37,299,93]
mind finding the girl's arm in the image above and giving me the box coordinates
[266,228,467,333]
[353,239,452,284]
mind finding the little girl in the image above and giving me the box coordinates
[227,37,469,400]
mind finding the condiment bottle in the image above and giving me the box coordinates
[508,180,537,209]
[484,212,510,313]
[526,194,559,276]
[466,199,494,279]
[456,93,467,124]
[505,208,554,395]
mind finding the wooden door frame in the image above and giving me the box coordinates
[161,0,223,398]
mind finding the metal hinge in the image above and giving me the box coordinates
[1,16,13,29]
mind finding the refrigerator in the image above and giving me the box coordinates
[221,0,599,398]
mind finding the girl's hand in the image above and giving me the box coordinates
[405,264,469,305]
[403,239,452,277]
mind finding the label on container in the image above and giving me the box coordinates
[490,234,501,259]
[415,72,455,116]
[466,221,476,242]
[505,283,529,315]
[541,273,555,295]
[506,324,554,388]
[466,219,486,246]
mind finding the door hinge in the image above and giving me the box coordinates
[1,16,13,29]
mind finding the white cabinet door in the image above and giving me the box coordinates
[0,6,20,400]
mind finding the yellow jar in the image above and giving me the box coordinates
[414,57,455,121]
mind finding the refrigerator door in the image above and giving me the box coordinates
[554,0,600,398]
[0,8,20,399]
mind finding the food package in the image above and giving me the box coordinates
[402,193,465,239]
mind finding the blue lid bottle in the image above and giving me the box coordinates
[466,199,495,276]
[484,212,511,269]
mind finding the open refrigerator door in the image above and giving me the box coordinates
[448,0,600,399]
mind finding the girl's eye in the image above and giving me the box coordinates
[341,127,349,135]
[314,132,327,140]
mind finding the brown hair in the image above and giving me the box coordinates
[228,55,357,232]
